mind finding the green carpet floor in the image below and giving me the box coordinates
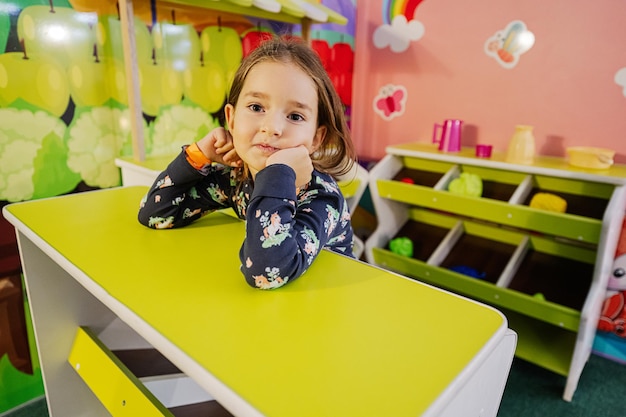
[498,354,626,417]
[4,354,626,416]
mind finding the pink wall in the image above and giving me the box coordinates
[351,0,626,162]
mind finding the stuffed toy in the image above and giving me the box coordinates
[529,192,567,213]
[597,218,626,337]
[448,172,482,197]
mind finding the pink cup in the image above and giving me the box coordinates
[475,144,493,158]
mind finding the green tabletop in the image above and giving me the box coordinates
[5,186,506,417]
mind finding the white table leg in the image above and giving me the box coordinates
[17,232,117,417]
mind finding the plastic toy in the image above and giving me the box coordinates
[533,292,546,301]
[450,265,485,279]
[448,172,482,197]
[432,119,463,152]
[400,177,415,184]
[475,144,493,158]
[389,237,413,257]
[505,125,535,164]
[567,146,614,170]
[529,192,567,213]
[597,219,626,338]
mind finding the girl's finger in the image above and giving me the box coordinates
[215,142,234,154]
[223,149,242,165]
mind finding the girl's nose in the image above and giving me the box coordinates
[260,113,283,136]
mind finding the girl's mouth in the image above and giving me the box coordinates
[256,144,279,154]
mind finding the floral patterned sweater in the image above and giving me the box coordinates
[138,150,354,289]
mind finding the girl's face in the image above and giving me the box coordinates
[224,61,326,178]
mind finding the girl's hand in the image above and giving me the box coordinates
[266,145,313,189]
[197,128,242,167]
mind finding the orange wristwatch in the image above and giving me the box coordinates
[185,142,212,170]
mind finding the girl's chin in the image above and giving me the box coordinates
[247,163,264,178]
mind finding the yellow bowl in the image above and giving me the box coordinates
[566,146,615,170]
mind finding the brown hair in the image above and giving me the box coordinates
[227,36,357,178]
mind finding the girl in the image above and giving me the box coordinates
[138,37,358,290]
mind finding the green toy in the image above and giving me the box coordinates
[448,172,483,197]
[533,292,546,301]
[389,237,413,257]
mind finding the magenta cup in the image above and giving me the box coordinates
[476,144,493,158]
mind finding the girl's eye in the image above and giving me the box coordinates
[288,113,304,122]
[248,104,263,112]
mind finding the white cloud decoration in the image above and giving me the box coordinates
[373,15,424,53]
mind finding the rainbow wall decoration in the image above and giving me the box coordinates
[382,0,425,25]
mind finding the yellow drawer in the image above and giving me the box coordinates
[338,178,360,199]
[68,327,174,416]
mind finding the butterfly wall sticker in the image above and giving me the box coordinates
[373,84,407,120]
